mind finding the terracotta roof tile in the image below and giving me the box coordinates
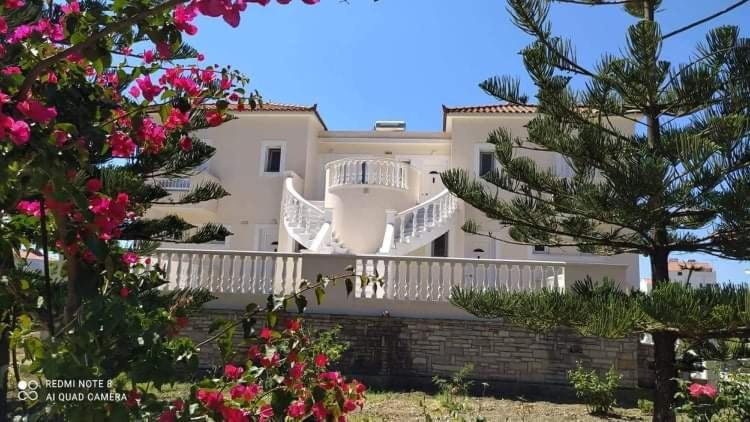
[233,102,327,129]
[442,104,539,114]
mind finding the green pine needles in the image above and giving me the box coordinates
[441,1,750,421]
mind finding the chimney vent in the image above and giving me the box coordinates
[374,121,406,132]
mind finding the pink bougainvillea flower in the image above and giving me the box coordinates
[0,92,9,104]
[61,0,81,15]
[688,382,718,399]
[259,326,273,341]
[285,319,301,332]
[301,0,319,4]
[158,410,177,422]
[311,402,328,420]
[343,399,357,412]
[16,200,42,217]
[220,406,248,422]
[46,70,58,84]
[0,16,7,34]
[165,108,190,130]
[220,75,232,90]
[260,352,280,368]
[247,344,261,360]
[224,363,245,380]
[119,287,130,298]
[178,136,193,152]
[287,400,306,418]
[258,404,274,422]
[53,129,68,146]
[122,251,138,265]
[129,85,141,98]
[82,250,97,264]
[143,49,155,63]
[86,178,102,192]
[5,0,25,9]
[8,120,31,146]
[1,66,21,76]
[17,99,57,124]
[197,389,224,410]
[206,110,223,126]
[174,5,198,35]
[288,362,305,379]
[108,131,136,157]
[157,42,172,58]
[172,399,184,411]
[138,117,167,154]
[125,389,139,407]
[197,53,205,61]
[136,76,163,101]
[314,353,328,368]
[7,24,32,43]
[229,383,262,401]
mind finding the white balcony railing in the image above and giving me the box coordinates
[153,249,566,304]
[380,189,459,255]
[281,176,329,250]
[326,158,410,190]
[152,249,302,295]
[155,177,191,191]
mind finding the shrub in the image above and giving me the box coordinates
[420,363,487,422]
[675,369,750,421]
[567,361,621,415]
[637,398,654,415]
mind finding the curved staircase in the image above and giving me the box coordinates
[378,189,458,255]
[281,160,459,255]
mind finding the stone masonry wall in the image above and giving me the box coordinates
[182,309,645,395]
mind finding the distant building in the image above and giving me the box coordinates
[641,259,717,293]
[668,258,717,287]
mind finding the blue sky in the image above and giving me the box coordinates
[188,0,750,283]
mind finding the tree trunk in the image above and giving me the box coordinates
[0,323,9,422]
[652,331,677,422]
[56,216,80,324]
[0,247,13,422]
[650,249,676,422]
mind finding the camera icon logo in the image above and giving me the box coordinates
[17,380,39,401]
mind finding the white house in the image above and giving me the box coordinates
[147,102,640,312]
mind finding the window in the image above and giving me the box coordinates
[432,233,449,257]
[265,148,282,173]
[479,151,496,176]
[532,245,548,254]
[259,141,286,176]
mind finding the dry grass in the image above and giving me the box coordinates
[348,391,649,422]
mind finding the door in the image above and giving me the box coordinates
[255,224,279,252]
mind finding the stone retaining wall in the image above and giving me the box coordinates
[182,309,647,395]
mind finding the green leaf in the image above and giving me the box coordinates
[345,279,354,296]
[294,294,307,314]
[267,312,277,328]
[315,287,325,305]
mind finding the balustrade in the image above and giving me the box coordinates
[326,158,410,190]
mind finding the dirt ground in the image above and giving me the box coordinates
[350,391,649,422]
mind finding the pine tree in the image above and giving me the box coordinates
[441,1,750,421]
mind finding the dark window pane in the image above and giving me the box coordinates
[432,233,449,257]
[265,148,282,172]
[533,245,546,253]
[479,152,495,176]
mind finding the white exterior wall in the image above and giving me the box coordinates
[669,270,717,287]
[147,107,639,289]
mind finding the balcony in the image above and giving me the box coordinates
[325,158,413,191]
[151,248,576,318]
[149,172,222,220]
